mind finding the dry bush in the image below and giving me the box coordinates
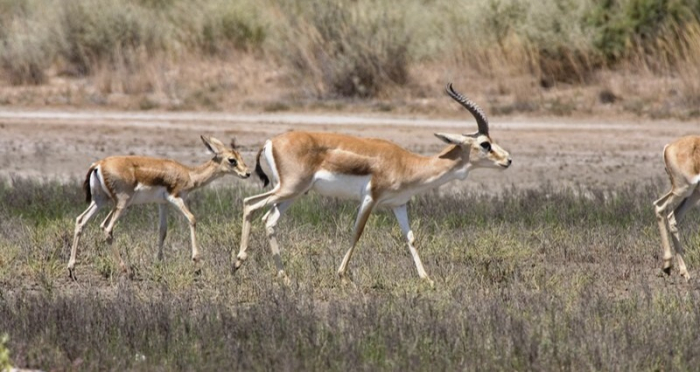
[0,0,53,85]
[3,0,700,117]
[271,0,410,98]
[53,0,168,76]
[0,0,265,86]
[673,23,700,107]
[0,27,49,85]
[199,1,266,55]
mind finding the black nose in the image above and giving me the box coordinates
[507,159,512,166]
[245,172,251,178]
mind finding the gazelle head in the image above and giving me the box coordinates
[435,83,512,169]
[201,135,251,178]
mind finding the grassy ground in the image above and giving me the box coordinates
[1,177,700,370]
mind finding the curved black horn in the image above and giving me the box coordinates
[445,83,489,136]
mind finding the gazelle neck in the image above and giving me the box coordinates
[187,160,222,190]
[408,145,472,191]
[433,144,472,181]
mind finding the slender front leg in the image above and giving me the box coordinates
[68,201,102,280]
[264,200,295,283]
[667,189,700,280]
[157,204,168,261]
[654,188,691,275]
[167,196,198,262]
[337,195,376,279]
[654,192,679,274]
[392,204,433,286]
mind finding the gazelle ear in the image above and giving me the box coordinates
[201,135,227,155]
[434,133,466,145]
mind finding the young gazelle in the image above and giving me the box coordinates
[653,135,700,280]
[68,136,251,280]
[235,83,512,286]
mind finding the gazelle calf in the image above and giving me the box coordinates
[653,135,700,280]
[234,83,512,286]
[68,136,251,280]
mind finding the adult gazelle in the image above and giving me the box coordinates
[236,84,512,286]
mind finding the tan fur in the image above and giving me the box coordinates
[237,129,511,285]
[95,155,245,198]
[235,85,512,286]
[270,131,469,199]
[68,136,251,280]
[653,135,700,280]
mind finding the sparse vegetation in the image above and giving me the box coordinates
[3,1,700,370]
[272,0,410,98]
[1,177,700,370]
[1,0,700,110]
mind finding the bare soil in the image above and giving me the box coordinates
[0,109,696,192]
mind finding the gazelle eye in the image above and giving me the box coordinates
[228,158,238,166]
[480,142,492,152]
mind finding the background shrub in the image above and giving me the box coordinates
[3,0,700,103]
[587,0,700,64]
[200,1,266,55]
[55,0,159,75]
[270,0,410,98]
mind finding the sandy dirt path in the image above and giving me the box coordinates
[0,109,696,192]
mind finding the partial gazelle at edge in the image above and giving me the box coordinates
[653,135,700,281]
[68,136,251,280]
[234,83,512,286]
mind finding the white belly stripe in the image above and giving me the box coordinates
[130,184,169,205]
[312,170,371,201]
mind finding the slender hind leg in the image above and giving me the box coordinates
[337,195,376,280]
[235,187,302,271]
[235,189,279,270]
[68,201,103,280]
[102,203,128,273]
[392,204,434,287]
[263,200,295,282]
[157,204,168,261]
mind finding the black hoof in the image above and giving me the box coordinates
[663,266,672,276]
[68,268,77,281]
[232,261,242,273]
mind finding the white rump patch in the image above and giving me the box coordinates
[263,140,281,189]
[130,183,169,205]
[312,170,371,201]
[92,166,111,200]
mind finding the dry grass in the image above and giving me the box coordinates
[1,177,700,370]
[1,0,700,117]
